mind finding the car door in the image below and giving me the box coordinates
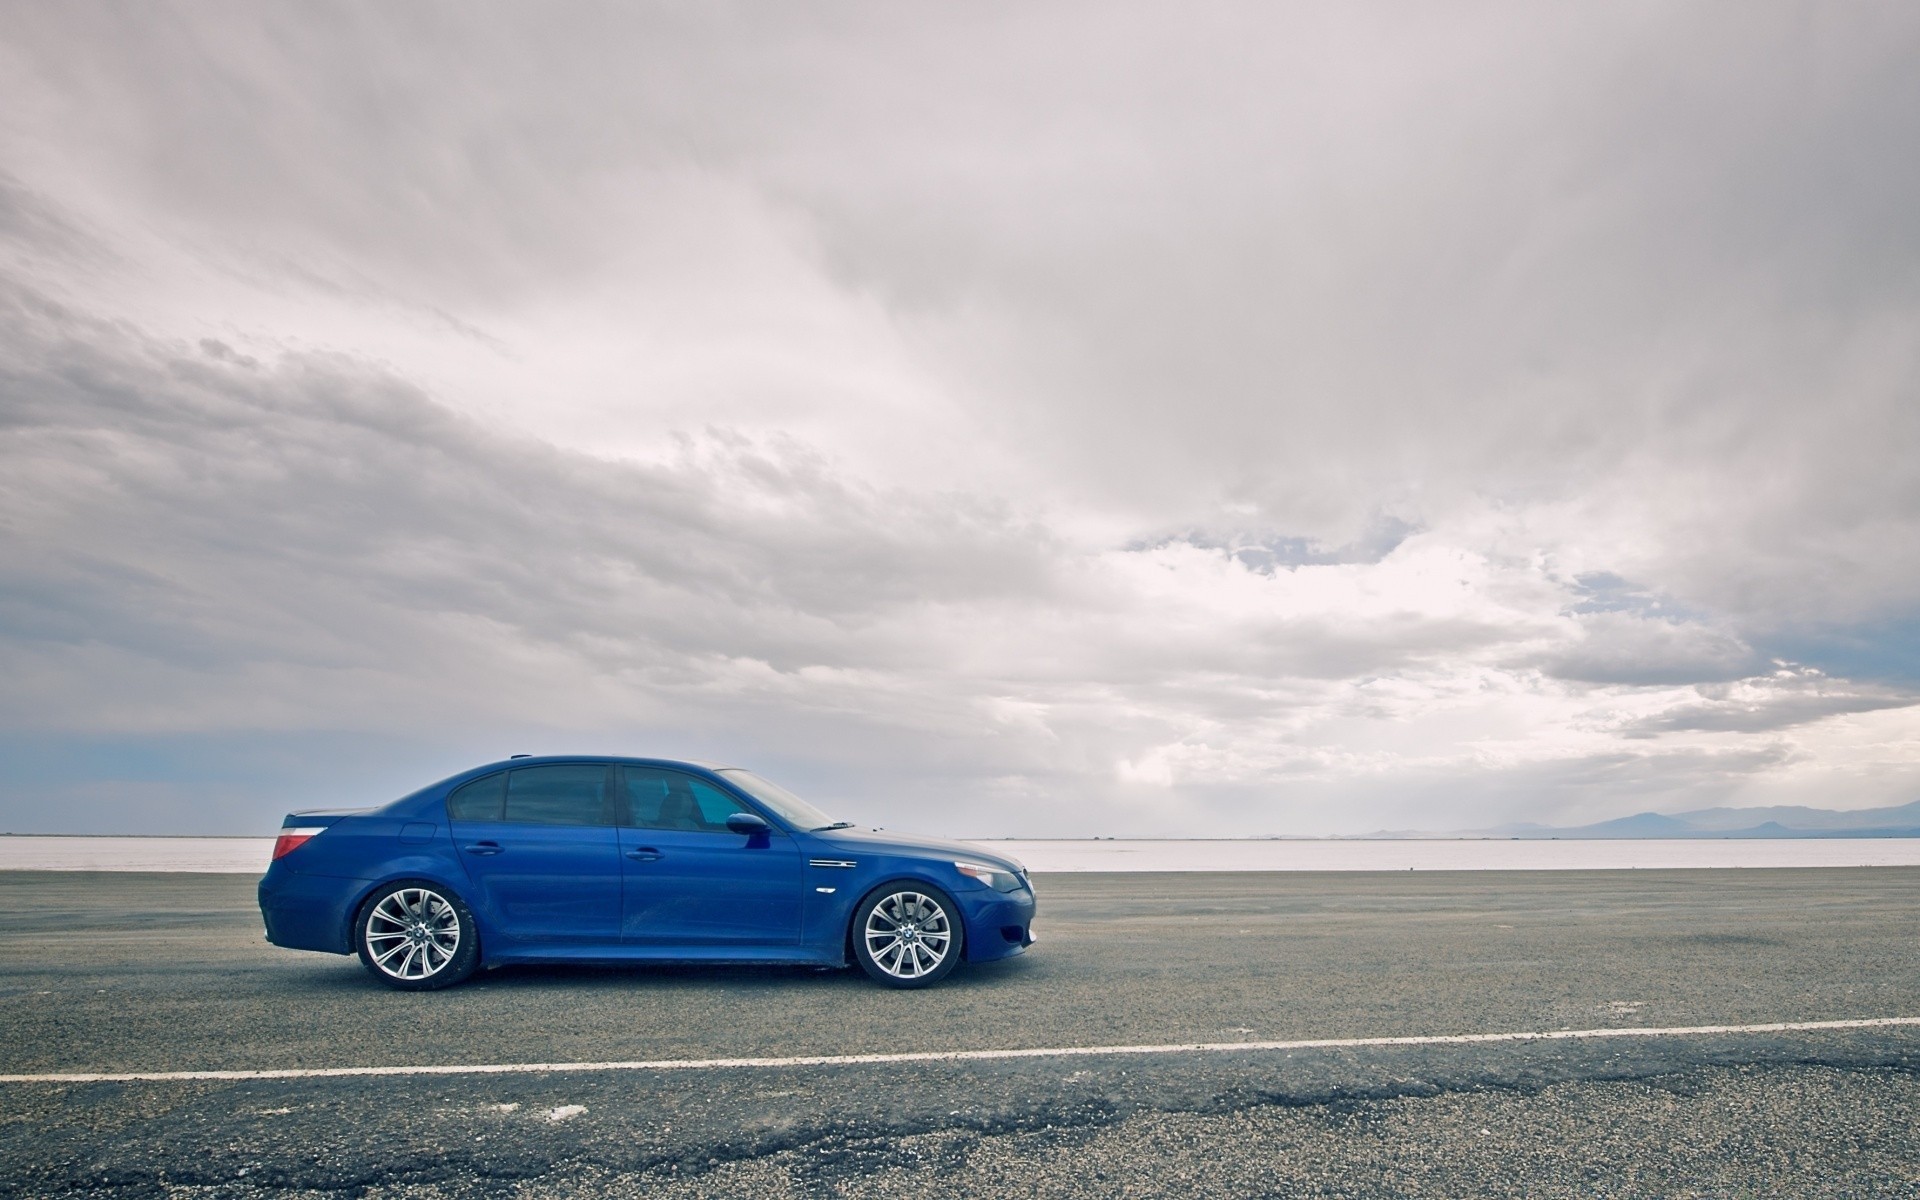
[618,766,803,946]
[446,764,623,945]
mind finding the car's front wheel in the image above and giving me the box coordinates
[853,884,963,988]
[354,881,479,990]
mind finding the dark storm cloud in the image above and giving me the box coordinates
[758,5,1920,558]
[0,173,100,269]
[0,276,1057,688]
[9,3,1919,604]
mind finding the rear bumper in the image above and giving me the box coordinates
[258,870,357,955]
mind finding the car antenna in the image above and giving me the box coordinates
[510,753,532,759]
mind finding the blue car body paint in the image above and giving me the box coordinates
[257,756,1035,974]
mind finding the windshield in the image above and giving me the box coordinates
[718,769,841,832]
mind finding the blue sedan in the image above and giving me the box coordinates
[257,756,1037,990]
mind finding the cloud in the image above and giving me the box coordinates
[1610,667,1920,737]
[1534,611,1758,686]
[2,5,1920,833]
[0,274,1054,708]
[1129,521,1419,573]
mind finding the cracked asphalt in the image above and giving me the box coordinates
[1,867,1916,1197]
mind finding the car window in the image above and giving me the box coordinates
[503,764,612,827]
[446,772,506,821]
[623,767,749,833]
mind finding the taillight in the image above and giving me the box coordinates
[272,827,326,860]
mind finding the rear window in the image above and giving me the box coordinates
[446,765,616,826]
[504,764,612,827]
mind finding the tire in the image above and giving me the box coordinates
[853,883,964,988]
[354,881,479,991]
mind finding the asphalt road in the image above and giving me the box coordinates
[2,868,1917,1197]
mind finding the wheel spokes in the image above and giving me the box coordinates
[865,892,950,978]
[367,888,459,980]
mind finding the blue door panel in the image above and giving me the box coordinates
[450,820,623,944]
[618,827,803,945]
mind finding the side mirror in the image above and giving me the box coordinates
[726,812,771,837]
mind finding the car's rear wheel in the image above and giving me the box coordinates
[853,885,963,988]
[354,881,478,990]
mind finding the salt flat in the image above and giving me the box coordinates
[993,836,1920,871]
[3,833,1920,873]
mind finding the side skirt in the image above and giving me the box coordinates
[481,944,847,969]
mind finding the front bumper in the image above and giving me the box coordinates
[961,888,1037,963]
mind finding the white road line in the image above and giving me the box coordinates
[4,1016,1916,1086]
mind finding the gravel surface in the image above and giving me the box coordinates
[2,868,1916,1197]
[496,1062,1920,1199]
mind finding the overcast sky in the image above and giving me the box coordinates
[3,3,1919,836]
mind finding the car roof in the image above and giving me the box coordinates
[474,754,736,772]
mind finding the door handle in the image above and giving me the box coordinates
[624,847,663,862]
[462,841,504,856]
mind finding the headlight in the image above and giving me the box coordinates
[955,861,1024,892]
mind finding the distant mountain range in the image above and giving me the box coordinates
[1468,799,1920,839]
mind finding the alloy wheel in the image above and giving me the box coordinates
[862,890,954,981]
[363,887,462,982]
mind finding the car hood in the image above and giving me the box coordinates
[812,826,1026,873]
